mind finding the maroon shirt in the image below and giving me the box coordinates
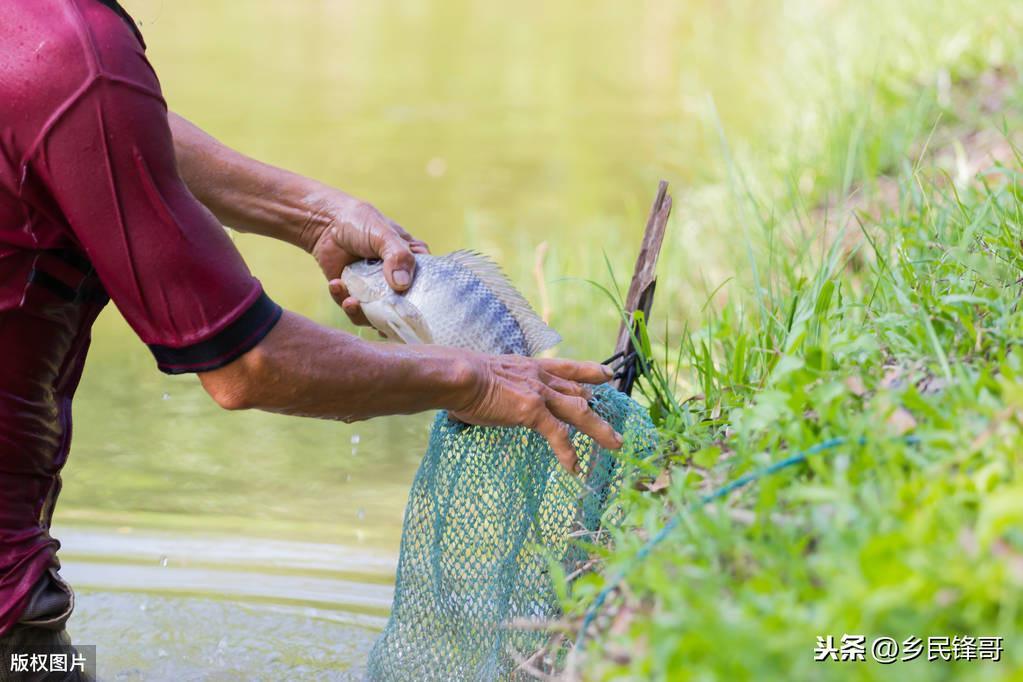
[0,0,281,633]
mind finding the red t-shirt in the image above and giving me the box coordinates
[0,0,281,633]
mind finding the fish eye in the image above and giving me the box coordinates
[365,258,383,266]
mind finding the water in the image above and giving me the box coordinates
[59,0,825,678]
[58,526,390,679]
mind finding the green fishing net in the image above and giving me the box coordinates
[366,383,656,681]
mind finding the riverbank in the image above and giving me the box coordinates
[565,14,1023,682]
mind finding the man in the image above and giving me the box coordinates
[0,0,621,672]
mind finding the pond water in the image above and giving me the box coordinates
[60,0,830,678]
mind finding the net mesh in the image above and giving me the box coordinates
[366,383,655,681]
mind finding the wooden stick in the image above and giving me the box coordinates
[613,181,672,394]
[576,182,673,530]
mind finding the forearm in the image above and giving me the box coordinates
[199,311,474,421]
[169,112,334,252]
[199,311,620,470]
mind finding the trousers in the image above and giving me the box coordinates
[0,570,93,682]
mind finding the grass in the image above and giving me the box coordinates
[559,11,1023,682]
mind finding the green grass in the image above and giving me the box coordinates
[561,14,1023,682]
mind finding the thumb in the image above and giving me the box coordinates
[380,233,417,291]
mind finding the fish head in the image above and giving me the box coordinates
[340,259,390,303]
[340,258,434,346]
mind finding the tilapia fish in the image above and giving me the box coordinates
[340,251,560,356]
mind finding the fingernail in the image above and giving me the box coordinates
[603,366,614,378]
[393,270,411,288]
[329,282,342,294]
[614,432,624,447]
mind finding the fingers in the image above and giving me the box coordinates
[544,389,623,452]
[538,357,613,385]
[342,297,372,328]
[534,414,578,472]
[401,230,430,254]
[390,221,430,253]
[327,279,371,327]
[376,230,417,291]
[539,370,592,400]
[450,353,622,473]
[327,278,348,307]
[332,200,426,289]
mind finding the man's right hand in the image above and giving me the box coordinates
[450,354,622,472]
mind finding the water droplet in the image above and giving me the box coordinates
[139,602,147,612]
[162,393,170,400]
[157,648,168,658]
[159,555,168,567]
[356,507,366,521]
[350,434,361,445]
[351,447,358,456]
[345,473,352,482]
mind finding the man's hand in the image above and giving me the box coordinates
[169,114,622,470]
[451,355,622,472]
[167,113,428,328]
[305,194,429,327]
[201,312,622,474]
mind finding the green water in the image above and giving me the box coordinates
[57,0,846,677]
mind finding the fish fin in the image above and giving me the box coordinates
[446,250,562,356]
[365,295,434,345]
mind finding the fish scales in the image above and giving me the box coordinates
[412,258,518,354]
[421,258,524,355]
[340,251,560,356]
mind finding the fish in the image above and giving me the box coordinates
[340,250,561,356]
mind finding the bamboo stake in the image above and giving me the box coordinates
[613,181,672,394]
[556,183,675,679]
[576,182,673,527]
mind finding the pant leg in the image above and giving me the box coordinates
[0,570,94,682]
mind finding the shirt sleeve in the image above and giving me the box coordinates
[30,70,281,375]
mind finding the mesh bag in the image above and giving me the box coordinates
[366,384,655,681]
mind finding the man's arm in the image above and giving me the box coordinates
[169,112,419,325]
[200,311,621,472]
[168,112,333,252]
[167,114,622,469]
[31,14,620,472]
[35,80,619,471]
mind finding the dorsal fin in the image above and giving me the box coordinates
[446,250,562,356]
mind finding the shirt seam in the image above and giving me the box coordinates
[19,73,168,174]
